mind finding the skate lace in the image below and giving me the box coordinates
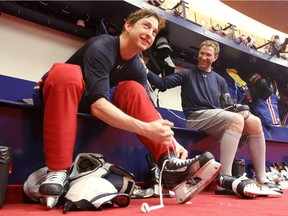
[168,156,198,169]
[45,171,68,185]
[158,159,168,206]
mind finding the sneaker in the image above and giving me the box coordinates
[130,186,154,199]
[39,170,69,196]
[158,151,215,190]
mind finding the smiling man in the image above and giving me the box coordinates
[34,9,219,208]
[147,40,282,196]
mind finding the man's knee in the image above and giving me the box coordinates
[229,116,245,132]
[115,81,147,98]
[43,63,85,103]
[248,115,263,129]
[47,63,84,87]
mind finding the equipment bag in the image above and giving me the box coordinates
[64,153,135,212]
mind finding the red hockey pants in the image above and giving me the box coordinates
[42,63,174,170]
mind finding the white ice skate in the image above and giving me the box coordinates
[217,174,283,198]
[39,170,69,208]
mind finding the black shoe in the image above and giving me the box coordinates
[158,151,215,190]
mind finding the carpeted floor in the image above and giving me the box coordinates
[1,186,288,216]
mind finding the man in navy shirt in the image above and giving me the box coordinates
[35,9,219,207]
[147,40,282,195]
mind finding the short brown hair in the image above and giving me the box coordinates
[200,40,220,55]
[125,8,166,33]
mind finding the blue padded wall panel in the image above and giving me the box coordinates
[0,75,35,101]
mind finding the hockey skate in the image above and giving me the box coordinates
[158,151,221,204]
[39,170,69,208]
[217,174,283,199]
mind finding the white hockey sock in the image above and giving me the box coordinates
[247,133,267,183]
[220,129,242,176]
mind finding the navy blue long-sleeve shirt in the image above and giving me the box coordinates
[147,66,228,118]
[66,34,148,106]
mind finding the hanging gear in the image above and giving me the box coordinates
[145,0,165,7]
[248,73,273,100]
[146,37,175,77]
